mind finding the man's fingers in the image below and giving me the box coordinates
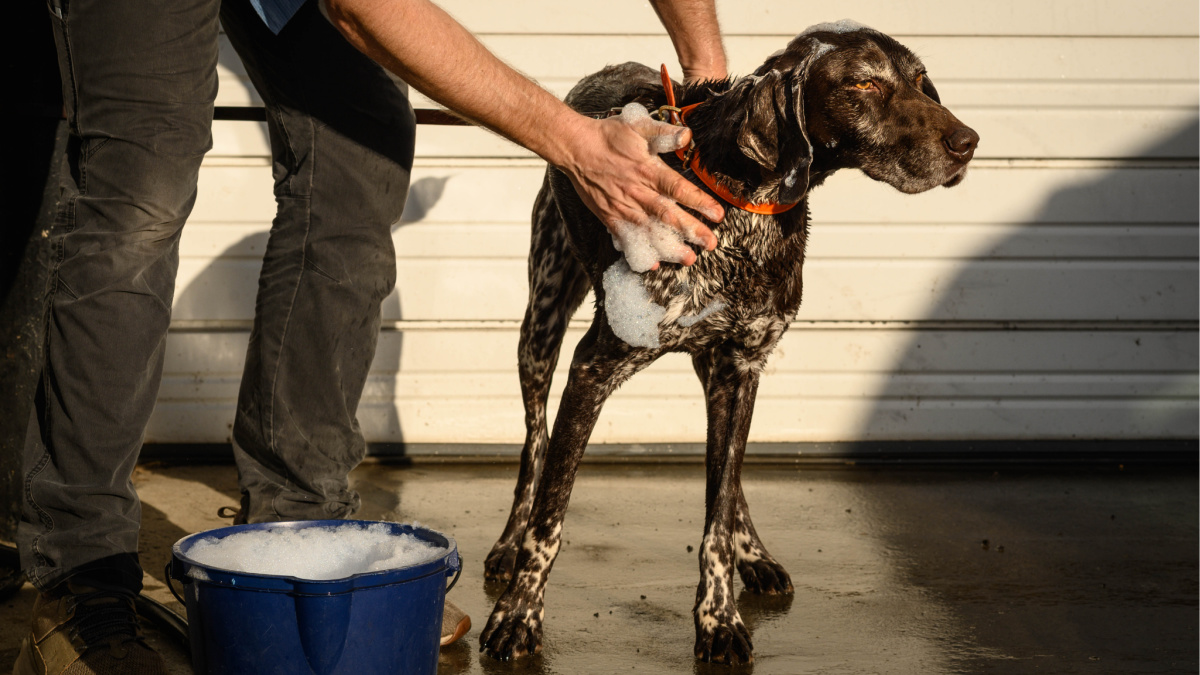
[650,181,719,252]
[649,198,717,256]
[642,120,691,155]
[619,103,691,155]
[658,168,723,227]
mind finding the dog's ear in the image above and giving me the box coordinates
[741,43,822,205]
[920,73,941,104]
[777,65,814,205]
[736,70,788,172]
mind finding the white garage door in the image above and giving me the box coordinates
[150,0,1199,450]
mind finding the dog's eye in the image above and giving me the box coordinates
[914,73,925,86]
[854,80,875,90]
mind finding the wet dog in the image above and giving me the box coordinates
[480,20,979,664]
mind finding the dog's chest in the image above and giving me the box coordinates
[642,211,805,355]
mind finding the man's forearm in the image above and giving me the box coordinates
[649,0,727,82]
[325,0,725,267]
[325,0,588,169]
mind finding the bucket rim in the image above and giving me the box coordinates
[170,520,459,592]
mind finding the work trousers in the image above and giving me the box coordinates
[21,0,416,591]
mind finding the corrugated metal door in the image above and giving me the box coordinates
[152,0,1199,446]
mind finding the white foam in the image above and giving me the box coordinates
[677,300,727,327]
[602,258,666,348]
[185,523,446,581]
[618,102,689,155]
[608,211,697,273]
[801,19,872,35]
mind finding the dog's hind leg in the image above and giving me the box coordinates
[485,178,592,581]
[732,486,794,594]
[691,353,793,596]
[481,324,657,660]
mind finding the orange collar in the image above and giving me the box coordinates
[659,65,799,216]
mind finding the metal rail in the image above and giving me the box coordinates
[213,106,470,126]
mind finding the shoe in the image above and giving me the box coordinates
[12,579,168,675]
[440,599,470,647]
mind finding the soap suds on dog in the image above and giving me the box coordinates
[801,19,872,35]
[185,522,445,580]
[608,214,696,273]
[677,300,726,327]
[602,258,666,348]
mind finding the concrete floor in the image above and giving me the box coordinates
[1,460,1196,674]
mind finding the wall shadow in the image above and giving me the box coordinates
[844,118,1199,670]
[857,117,1199,441]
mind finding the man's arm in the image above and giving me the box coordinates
[650,0,728,82]
[324,0,725,265]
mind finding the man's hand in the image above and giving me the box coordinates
[557,106,723,272]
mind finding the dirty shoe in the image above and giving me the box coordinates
[12,579,167,675]
[440,599,470,647]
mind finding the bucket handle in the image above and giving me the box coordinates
[445,551,462,593]
[165,560,187,606]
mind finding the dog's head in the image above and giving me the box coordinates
[693,20,978,203]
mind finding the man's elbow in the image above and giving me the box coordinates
[320,0,363,45]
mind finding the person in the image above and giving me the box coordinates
[15,0,727,672]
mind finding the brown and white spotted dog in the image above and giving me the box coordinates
[479,21,979,664]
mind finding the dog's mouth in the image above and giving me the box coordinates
[942,169,967,188]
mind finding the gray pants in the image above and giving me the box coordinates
[21,0,415,591]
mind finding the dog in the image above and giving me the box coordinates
[479,20,979,664]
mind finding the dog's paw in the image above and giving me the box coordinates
[479,606,543,661]
[694,620,754,664]
[483,541,518,581]
[737,557,794,595]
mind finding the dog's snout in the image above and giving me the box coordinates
[943,126,979,162]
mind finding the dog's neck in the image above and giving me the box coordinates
[671,79,828,233]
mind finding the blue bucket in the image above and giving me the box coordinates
[168,520,461,675]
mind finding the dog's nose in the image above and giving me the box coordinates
[943,126,979,162]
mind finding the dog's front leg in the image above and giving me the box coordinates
[481,328,652,660]
[694,346,761,664]
[693,352,794,596]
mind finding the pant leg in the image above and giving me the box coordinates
[220,0,416,522]
[19,0,219,590]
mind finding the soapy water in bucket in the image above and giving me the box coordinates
[184,522,446,581]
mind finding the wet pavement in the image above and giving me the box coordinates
[2,460,1196,674]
